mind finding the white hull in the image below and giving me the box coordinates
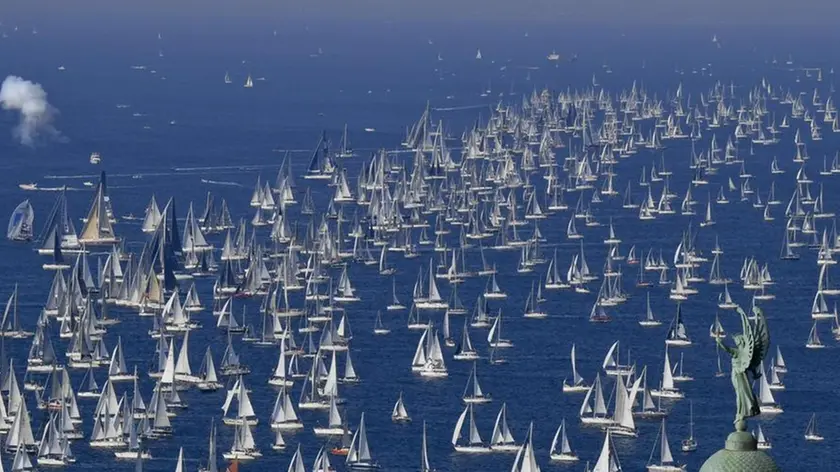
[115,450,152,459]
[271,421,304,431]
[580,417,614,426]
[298,402,330,410]
[490,444,520,452]
[647,465,686,471]
[453,353,480,361]
[313,426,344,436]
[109,374,138,382]
[37,457,70,466]
[222,417,258,426]
[454,445,492,453]
[268,378,294,387]
[90,439,128,448]
[419,370,448,378]
[562,384,590,393]
[415,301,449,310]
[222,451,261,460]
[550,453,579,462]
[650,389,684,399]
[639,321,662,327]
[462,396,491,404]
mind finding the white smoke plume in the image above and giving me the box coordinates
[0,75,60,145]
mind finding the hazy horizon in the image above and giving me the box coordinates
[2,0,840,29]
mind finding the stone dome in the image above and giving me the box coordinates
[699,431,781,472]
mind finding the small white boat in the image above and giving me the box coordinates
[549,419,578,462]
[804,413,824,441]
[391,392,411,423]
[648,419,686,471]
[755,425,772,450]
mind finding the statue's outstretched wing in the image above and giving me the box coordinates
[728,306,752,373]
[749,306,770,372]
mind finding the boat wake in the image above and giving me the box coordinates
[201,179,243,187]
[433,104,490,111]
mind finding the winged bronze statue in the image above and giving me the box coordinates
[715,304,770,430]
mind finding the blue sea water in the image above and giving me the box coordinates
[0,20,838,471]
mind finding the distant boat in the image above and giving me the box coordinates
[804,413,823,441]
[755,425,771,450]
[7,200,34,241]
[680,401,697,452]
[475,49,482,60]
[89,152,101,164]
[244,75,253,88]
[547,51,561,61]
[648,419,685,471]
[549,419,578,462]
[224,72,232,84]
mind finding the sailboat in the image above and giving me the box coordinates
[462,363,491,404]
[313,396,344,436]
[709,313,726,338]
[286,444,306,472]
[755,425,772,450]
[7,200,34,241]
[772,347,787,374]
[700,198,715,227]
[758,363,783,414]
[592,431,621,472]
[345,412,380,469]
[391,392,411,423]
[523,282,547,318]
[222,377,258,426]
[197,347,223,391]
[387,278,406,311]
[639,292,661,327]
[420,421,433,472]
[223,421,261,460]
[417,264,448,309]
[224,72,232,84]
[665,304,691,346]
[579,374,612,426]
[509,422,541,472]
[373,311,390,335]
[453,319,478,360]
[488,403,518,452]
[197,421,219,472]
[483,270,507,299]
[647,419,685,471]
[244,75,253,88]
[452,404,490,453]
[680,401,697,452]
[804,414,823,441]
[806,321,824,348]
[562,344,589,392]
[549,419,578,462]
[651,348,683,399]
[78,173,119,245]
[602,341,633,376]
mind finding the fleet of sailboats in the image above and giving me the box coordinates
[4,38,837,472]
